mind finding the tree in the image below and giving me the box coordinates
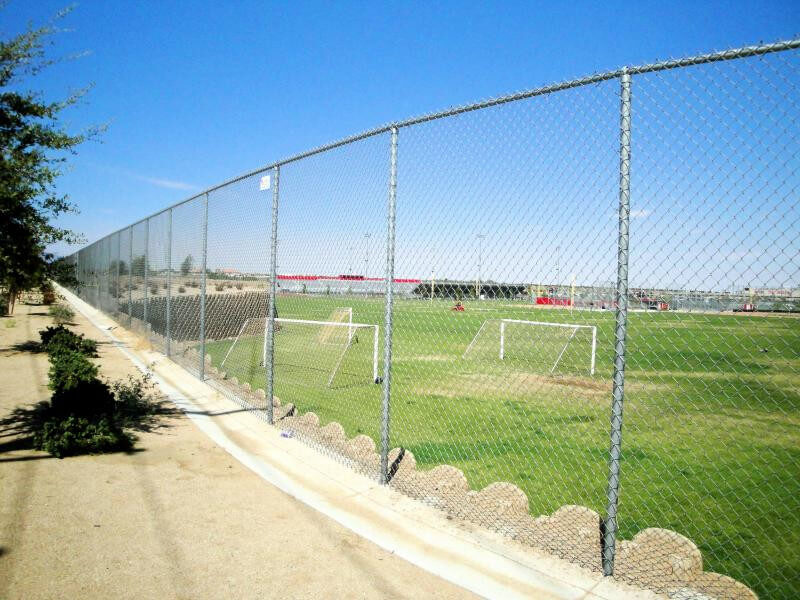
[111,259,128,276]
[180,255,193,276]
[130,255,148,276]
[0,8,99,315]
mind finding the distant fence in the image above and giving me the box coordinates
[67,40,800,599]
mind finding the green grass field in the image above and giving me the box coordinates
[204,296,800,598]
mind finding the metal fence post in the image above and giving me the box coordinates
[106,235,111,313]
[380,126,399,485]
[94,243,99,308]
[603,68,632,577]
[144,218,150,337]
[116,233,121,316]
[166,208,172,358]
[128,227,133,328]
[199,193,209,379]
[264,165,280,425]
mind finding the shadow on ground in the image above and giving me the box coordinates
[0,392,182,459]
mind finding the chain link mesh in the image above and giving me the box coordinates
[64,41,800,599]
[613,50,800,598]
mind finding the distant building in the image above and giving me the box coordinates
[218,268,243,278]
[743,287,799,298]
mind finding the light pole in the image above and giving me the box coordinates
[476,234,486,299]
[348,245,354,276]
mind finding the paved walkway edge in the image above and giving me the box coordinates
[56,284,655,600]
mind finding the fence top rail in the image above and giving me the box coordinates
[69,37,800,255]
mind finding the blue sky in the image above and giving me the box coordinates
[5,1,800,289]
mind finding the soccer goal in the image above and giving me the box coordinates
[220,316,379,387]
[463,319,597,376]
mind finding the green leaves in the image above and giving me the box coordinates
[0,6,98,314]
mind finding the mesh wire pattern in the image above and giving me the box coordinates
[65,41,800,599]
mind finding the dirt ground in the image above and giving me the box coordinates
[0,300,473,600]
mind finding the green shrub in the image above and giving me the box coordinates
[31,327,169,458]
[40,324,72,347]
[41,283,56,304]
[48,348,99,395]
[111,374,163,429]
[150,286,158,295]
[178,286,186,293]
[39,326,98,356]
[50,378,117,419]
[48,304,74,324]
[215,284,224,292]
[34,414,132,458]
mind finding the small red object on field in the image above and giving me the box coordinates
[452,301,465,311]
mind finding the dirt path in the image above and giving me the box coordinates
[0,301,473,599]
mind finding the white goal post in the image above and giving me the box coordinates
[221,316,380,385]
[499,319,596,375]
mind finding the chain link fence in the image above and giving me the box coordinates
[65,40,800,599]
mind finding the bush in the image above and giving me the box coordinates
[48,348,99,395]
[40,325,98,356]
[48,304,74,325]
[215,284,224,292]
[235,283,243,290]
[178,286,186,293]
[111,375,164,429]
[29,323,171,458]
[40,324,70,346]
[41,283,56,304]
[150,286,158,295]
[50,376,117,416]
[34,414,132,458]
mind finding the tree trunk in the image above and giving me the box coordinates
[5,287,16,316]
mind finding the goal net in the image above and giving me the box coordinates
[219,316,379,389]
[463,319,596,376]
[317,307,354,345]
